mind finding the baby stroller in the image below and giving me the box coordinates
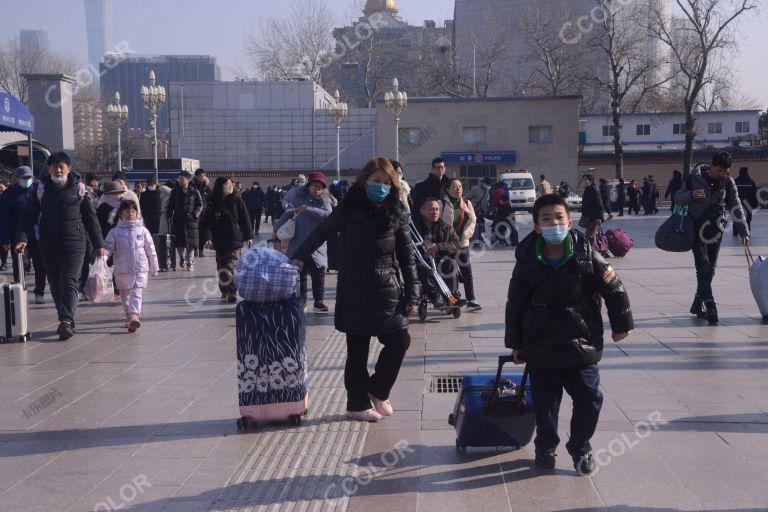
[409,219,464,322]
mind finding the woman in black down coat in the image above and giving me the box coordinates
[292,157,421,423]
[203,177,253,303]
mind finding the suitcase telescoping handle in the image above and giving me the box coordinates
[489,355,529,409]
[14,251,27,291]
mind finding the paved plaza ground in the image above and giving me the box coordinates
[1,212,768,512]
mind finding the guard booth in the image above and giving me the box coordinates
[0,92,46,178]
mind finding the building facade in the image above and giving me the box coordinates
[327,0,452,107]
[167,80,376,174]
[582,110,762,153]
[83,0,112,85]
[377,95,581,188]
[100,55,221,134]
[452,0,672,104]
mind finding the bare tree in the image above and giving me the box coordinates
[589,0,676,179]
[245,0,336,85]
[0,35,77,102]
[651,0,758,176]
[518,2,584,97]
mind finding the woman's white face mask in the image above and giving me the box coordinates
[19,178,33,189]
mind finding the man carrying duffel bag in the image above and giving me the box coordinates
[505,194,633,475]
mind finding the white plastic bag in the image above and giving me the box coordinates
[276,217,296,242]
[85,256,115,303]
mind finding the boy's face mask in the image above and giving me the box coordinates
[19,177,33,189]
[541,225,569,245]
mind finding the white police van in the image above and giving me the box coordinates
[498,170,537,212]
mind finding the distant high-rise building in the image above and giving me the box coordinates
[19,30,49,73]
[100,55,221,133]
[84,0,112,83]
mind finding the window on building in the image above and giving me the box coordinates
[463,127,487,145]
[736,121,750,133]
[673,123,686,135]
[636,124,651,136]
[708,122,722,134]
[399,128,421,146]
[602,125,617,137]
[529,125,553,144]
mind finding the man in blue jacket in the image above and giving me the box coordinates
[0,166,47,303]
[16,153,105,340]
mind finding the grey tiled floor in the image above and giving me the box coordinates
[2,213,768,512]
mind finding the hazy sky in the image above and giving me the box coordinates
[2,0,765,108]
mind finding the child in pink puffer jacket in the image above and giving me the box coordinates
[104,200,159,332]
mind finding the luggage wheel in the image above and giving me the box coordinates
[448,413,455,426]
[236,417,254,431]
[455,439,466,452]
[289,415,302,427]
[452,307,461,319]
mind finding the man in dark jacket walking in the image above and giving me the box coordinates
[616,178,626,216]
[168,170,203,271]
[598,179,613,219]
[665,170,683,212]
[243,182,266,236]
[580,175,605,239]
[16,153,105,340]
[414,197,462,310]
[733,166,757,236]
[506,194,633,474]
[192,168,213,257]
[0,166,47,303]
[676,152,750,325]
[410,157,450,217]
[140,176,164,234]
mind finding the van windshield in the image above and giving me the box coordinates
[503,178,535,190]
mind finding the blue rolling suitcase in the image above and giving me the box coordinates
[448,356,535,451]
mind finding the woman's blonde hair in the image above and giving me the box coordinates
[355,157,401,197]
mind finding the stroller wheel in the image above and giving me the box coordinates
[452,307,461,319]
[418,303,428,322]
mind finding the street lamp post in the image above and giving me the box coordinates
[106,91,128,172]
[139,70,166,184]
[384,78,407,161]
[326,90,349,182]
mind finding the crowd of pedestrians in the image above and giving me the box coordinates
[0,149,759,474]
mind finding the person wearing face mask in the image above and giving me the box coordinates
[97,181,128,238]
[139,176,163,234]
[167,170,204,271]
[281,174,308,210]
[291,158,421,423]
[16,152,105,340]
[202,178,253,303]
[274,172,332,312]
[0,166,47,303]
[505,194,633,475]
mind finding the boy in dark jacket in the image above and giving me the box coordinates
[414,197,462,310]
[505,194,633,475]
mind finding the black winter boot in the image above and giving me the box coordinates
[690,296,706,319]
[704,300,719,326]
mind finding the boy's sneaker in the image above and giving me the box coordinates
[34,294,45,304]
[346,409,382,422]
[466,300,483,311]
[187,264,195,272]
[313,302,329,312]
[534,452,556,470]
[573,453,596,475]
[57,320,74,341]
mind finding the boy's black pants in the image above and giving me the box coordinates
[529,364,603,458]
